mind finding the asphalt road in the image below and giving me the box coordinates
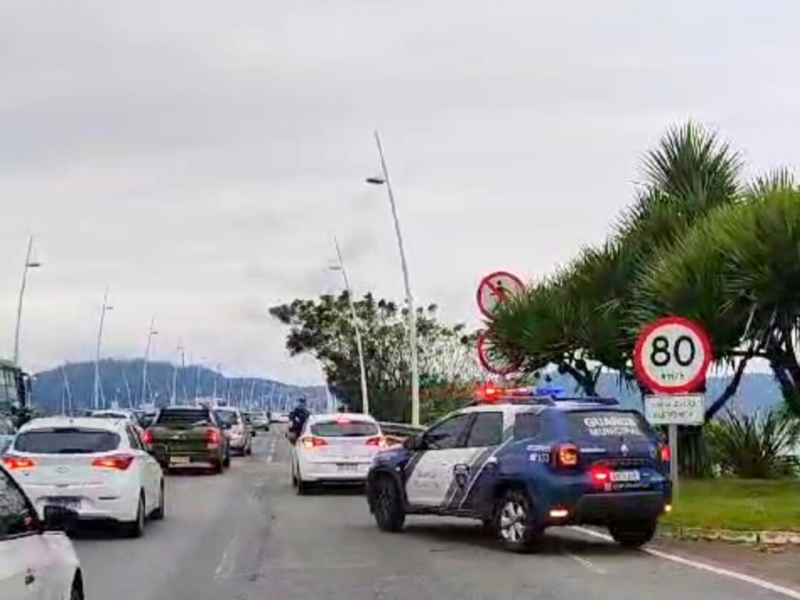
[72,428,799,600]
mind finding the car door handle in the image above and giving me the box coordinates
[25,569,35,586]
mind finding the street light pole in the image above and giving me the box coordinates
[366,131,420,425]
[93,287,113,410]
[13,235,42,366]
[140,318,158,407]
[332,237,370,415]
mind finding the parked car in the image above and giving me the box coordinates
[0,415,15,454]
[4,416,165,538]
[0,461,84,599]
[292,413,388,494]
[215,407,252,456]
[145,406,230,473]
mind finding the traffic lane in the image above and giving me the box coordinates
[153,432,796,600]
[73,429,798,600]
[72,431,280,600]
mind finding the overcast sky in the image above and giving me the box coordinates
[1,1,799,383]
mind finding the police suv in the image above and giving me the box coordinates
[365,388,672,552]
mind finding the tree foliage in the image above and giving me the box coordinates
[270,292,480,422]
[492,122,743,400]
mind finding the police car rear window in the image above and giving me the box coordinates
[311,421,378,437]
[565,411,647,438]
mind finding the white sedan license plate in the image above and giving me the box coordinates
[47,497,80,511]
[170,456,191,466]
[610,470,641,483]
[337,463,358,473]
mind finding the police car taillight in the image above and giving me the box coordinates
[590,467,611,486]
[553,443,579,468]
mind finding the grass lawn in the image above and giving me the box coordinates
[662,478,800,531]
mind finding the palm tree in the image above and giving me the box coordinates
[491,122,743,396]
[635,182,800,417]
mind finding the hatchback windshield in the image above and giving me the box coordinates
[310,420,378,437]
[14,429,120,454]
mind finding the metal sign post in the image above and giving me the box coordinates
[635,317,712,505]
[645,392,704,502]
[669,424,678,500]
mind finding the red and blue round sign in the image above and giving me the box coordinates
[634,317,712,394]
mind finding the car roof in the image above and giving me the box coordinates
[91,410,133,417]
[161,405,209,411]
[214,406,240,412]
[308,413,377,424]
[20,416,126,433]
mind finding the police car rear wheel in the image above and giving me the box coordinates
[496,490,541,552]
[373,476,405,533]
[609,519,657,549]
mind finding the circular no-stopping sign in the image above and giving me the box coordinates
[634,317,712,394]
[477,331,522,375]
[476,271,525,318]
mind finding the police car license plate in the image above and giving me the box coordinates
[337,463,358,473]
[610,470,640,483]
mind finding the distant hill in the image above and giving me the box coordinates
[31,359,328,415]
[538,371,782,414]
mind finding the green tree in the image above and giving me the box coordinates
[634,181,800,416]
[491,122,743,398]
[270,292,479,422]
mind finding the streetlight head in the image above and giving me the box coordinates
[26,261,42,268]
[329,265,343,271]
[365,176,385,185]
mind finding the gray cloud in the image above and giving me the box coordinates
[2,0,799,382]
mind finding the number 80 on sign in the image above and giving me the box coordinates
[634,317,712,394]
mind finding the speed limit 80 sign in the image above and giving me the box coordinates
[634,317,712,394]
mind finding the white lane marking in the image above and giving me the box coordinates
[214,531,242,581]
[563,550,607,575]
[265,455,273,463]
[571,526,800,599]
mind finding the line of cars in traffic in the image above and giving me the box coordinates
[0,403,273,599]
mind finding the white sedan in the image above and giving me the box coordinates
[0,461,83,600]
[291,414,389,494]
[4,416,164,538]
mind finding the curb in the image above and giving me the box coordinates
[659,528,800,545]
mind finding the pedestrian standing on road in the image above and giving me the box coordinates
[287,397,310,444]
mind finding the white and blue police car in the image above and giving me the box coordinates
[365,386,672,552]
